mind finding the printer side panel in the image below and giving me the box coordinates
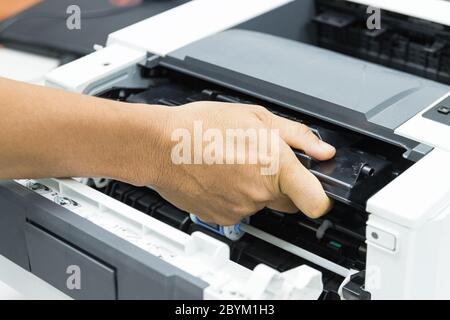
[366,149,450,299]
[366,213,450,299]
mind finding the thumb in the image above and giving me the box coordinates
[278,147,333,218]
[268,113,336,161]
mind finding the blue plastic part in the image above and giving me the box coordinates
[190,215,247,241]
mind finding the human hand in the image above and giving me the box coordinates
[128,101,336,226]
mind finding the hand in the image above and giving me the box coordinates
[122,101,336,226]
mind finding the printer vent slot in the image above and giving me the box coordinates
[314,0,450,85]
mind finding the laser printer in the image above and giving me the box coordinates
[1,0,450,300]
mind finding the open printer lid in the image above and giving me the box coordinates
[162,29,450,158]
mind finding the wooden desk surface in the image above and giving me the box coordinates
[0,0,41,21]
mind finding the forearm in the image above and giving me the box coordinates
[0,77,168,183]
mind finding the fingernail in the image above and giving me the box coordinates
[319,140,336,153]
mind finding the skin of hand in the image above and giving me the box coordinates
[146,102,336,226]
[0,78,335,226]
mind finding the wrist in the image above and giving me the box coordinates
[98,102,173,187]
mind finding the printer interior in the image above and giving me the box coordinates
[91,67,414,299]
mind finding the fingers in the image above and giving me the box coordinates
[267,197,299,214]
[256,107,336,161]
[278,148,333,218]
[276,116,335,160]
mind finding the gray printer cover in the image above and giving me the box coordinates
[0,181,208,300]
[162,30,449,153]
